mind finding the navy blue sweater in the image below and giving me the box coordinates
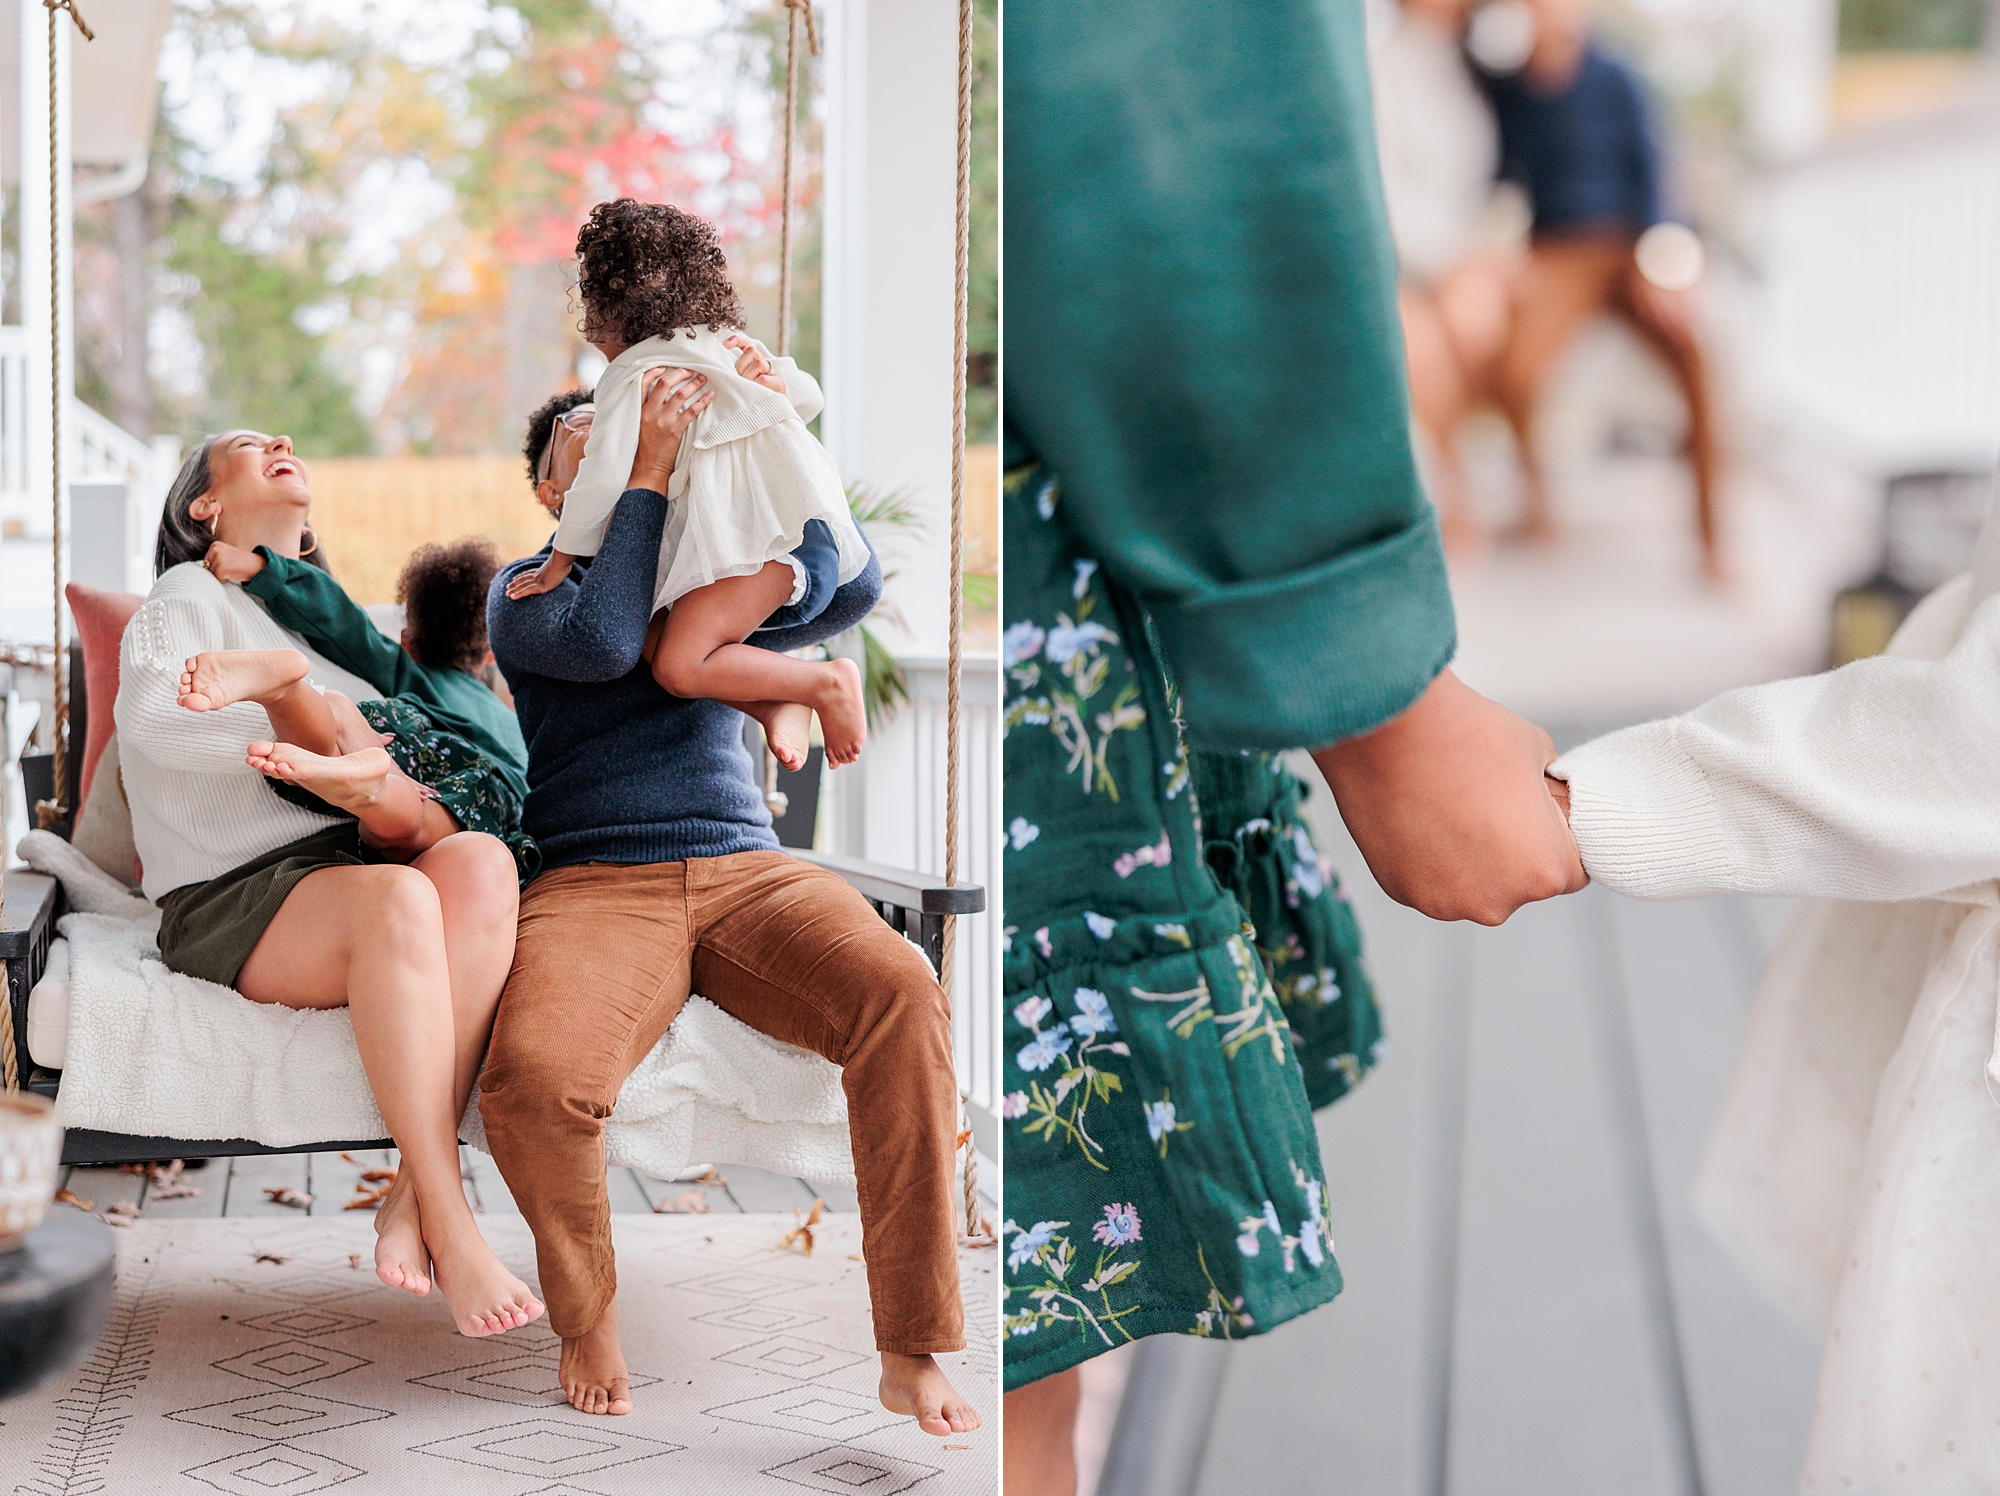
[487,488,880,870]
[1482,42,1663,239]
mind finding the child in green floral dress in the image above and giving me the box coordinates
[175,538,538,879]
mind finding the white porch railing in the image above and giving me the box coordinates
[826,652,1001,1154]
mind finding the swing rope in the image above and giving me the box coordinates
[12,0,95,1096]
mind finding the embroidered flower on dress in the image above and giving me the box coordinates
[1083,911,1117,940]
[1016,1022,1073,1073]
[1072,559,1099,598]
[1013,995,1053,1029]
[1008,817,1041,851]
[1034,927,1053,958]
[1111,830,1172,879]
[1005,1218,1066,1270]
[1092,1202,1142,1247]
[1003,621,1046,668]
[1070,988,1117,1039]
[1144,1099,1177,1142]
[1045,619,1117,666]
[1001,1090,1028,1119]
[1289,824,1325,900]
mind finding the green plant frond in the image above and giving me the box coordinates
[846,481,927,536]
[963,570,997,612]
[860,625,910,727]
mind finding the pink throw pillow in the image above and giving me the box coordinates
[65,581,144,810]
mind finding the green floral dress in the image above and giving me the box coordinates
[1002,465,1384,1389]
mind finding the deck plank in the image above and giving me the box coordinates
[722,1165,819,1213]
[633,1170,740,1214]
[221,1153,313,1218]
[1445,892,1688,1496]
[1606,894,1819,1496]
[137,1158,225,1219]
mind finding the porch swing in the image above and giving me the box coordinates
[0,0,986,1231]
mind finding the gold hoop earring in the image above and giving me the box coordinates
[205,509,219,537]
[299,527,318,558]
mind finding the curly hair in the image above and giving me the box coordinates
[575,198,746,349]
[522,385,596,489]
[397,538,502,673]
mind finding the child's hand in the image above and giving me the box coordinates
[504,551,577,600]
[725,334,787,394]
[202,541,266,584]
[1313,668,1586,924]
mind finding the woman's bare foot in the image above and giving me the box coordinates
[425,1217,544,1338]
[246,742,397,810]
[372,1169,431,1296]
[747,701,814,772]
[879,1352,981,1436]
[179,649,309,713]
[561,1302,633,1415]
[811,657,867,768]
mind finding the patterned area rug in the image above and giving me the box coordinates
[0,1214,997,1494]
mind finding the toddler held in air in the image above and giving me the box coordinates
[504,198,872,771]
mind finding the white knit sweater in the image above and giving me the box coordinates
[115,562,379,901]
[1552,570,2000,906]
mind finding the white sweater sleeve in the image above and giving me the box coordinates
[1553,588,2000,903]
[553,361,641,558]
[115,591,280,775]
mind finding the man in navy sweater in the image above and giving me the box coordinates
[480,369,978,1436]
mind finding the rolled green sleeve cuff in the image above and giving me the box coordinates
[1150,511,1456,751]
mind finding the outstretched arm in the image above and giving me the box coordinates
[488,490,670,684]
[1555,582,2000,902]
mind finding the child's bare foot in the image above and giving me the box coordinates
[748,701,814,772]
[561,1302,633,1415]
[879,1352,981,1436]
[812,657,867,768]
[179,649,308,713]
[246,742,398,811]
[425,1218,544,1338]
[372,1169,430,1296]
[504,550,577,600]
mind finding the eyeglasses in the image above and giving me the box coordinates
[537,404,595,484]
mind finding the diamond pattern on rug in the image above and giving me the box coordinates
[669,1267,817,1301]
[211,1338,370,1389]
[0,1216,995,1494]
[408,1349,662,1408]
[233,1306,378,1338]
[714,1334,871,1382]
[691,1301,828,1334]
[409,1417,685,1477]
[705,1385,908,1440]
[166,1390,393,1439]
[762,1445,945,1493]
[181,1446,365,1495]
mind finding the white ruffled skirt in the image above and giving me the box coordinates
[657,415,870,615]
[1695,896,2000,1493]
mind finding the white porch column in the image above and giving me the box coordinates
[820,0,961,863]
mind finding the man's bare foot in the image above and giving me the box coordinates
[561,1302,633,1415]
[372,1169,430,1296]
[425,1217,544,1337]
[178,649,309,713]
[879,1352,981,1436]
[811,657,867,768]
[246,742,397,810]
[748,701,814,772]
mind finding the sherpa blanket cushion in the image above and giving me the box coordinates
[17,830,856,1181]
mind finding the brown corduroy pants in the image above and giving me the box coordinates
[478,852,966,1355]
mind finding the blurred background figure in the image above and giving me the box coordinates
[1370,0,1518,555]
[1476,0,1724,579]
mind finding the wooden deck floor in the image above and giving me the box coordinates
[56,1151,859,1225]
[1094,751,1824,1496]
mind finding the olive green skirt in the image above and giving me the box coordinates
[156,822,380,988]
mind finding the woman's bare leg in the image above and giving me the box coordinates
[1005,1369,1081,1496]
[1399,283,1482,555]
[235,862,541,1335]
[1615,264,1726,581]
[366,832,519,1282]
[651,563,866,765]
[244,740,459,857]
[179,650,341,754]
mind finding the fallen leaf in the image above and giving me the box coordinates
[956,1129,973,1151]
[848,1253,866,1262]
[253,1251,290,1265]
[344,1183,390,1211]
[100,1212,132,1228]
[104,1201,140,1217]
[148,1183,202,1201]
[780,1198,827,1257]
[945,1443,970,1450]
[359,1168,396,1183]
[340,1152,362,1164]
[695,1166,727,1186]
[263,1188,313,1209]
[54,1188,93,1211]
[347,1254,361,1270]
